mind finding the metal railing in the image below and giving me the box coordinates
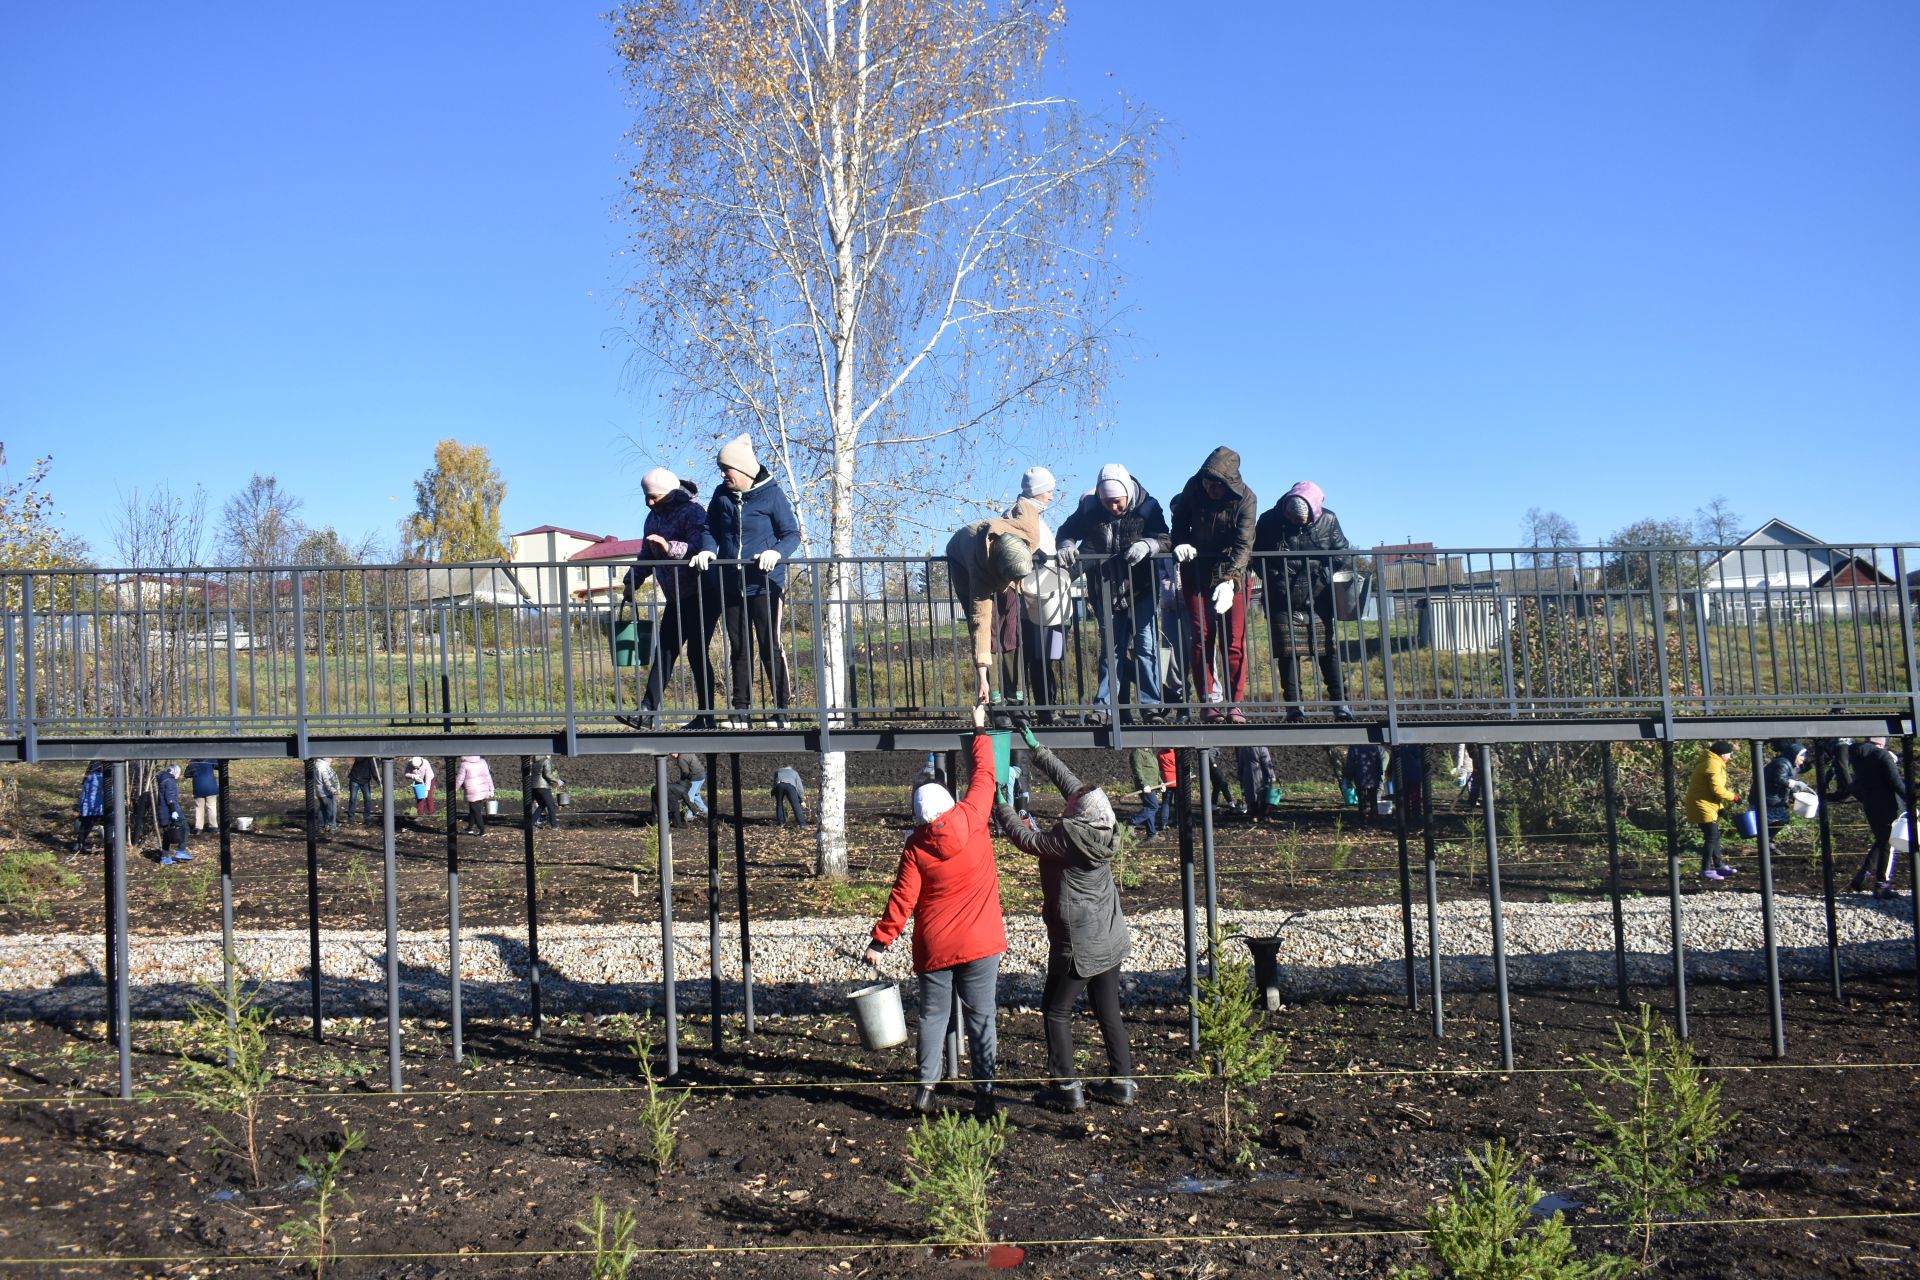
[1,543,1915,750]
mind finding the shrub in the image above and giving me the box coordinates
[0,850,79,918]
[1393,1139,1628,1279]
[1574,1004,1737,1267]
[891,1110,1009,1249]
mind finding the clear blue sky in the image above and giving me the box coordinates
[4,2,1915,563]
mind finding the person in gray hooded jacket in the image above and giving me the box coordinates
[992,723,1136,1112]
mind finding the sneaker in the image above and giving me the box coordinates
[1333,705,1356,723]
[1701,869,1725,882]
[1226,707,1248,724]
[1284,707,1306,723]
[159,854,178,867]
[1200,706,1225,724]
[721,714,751,730]
[1718,864,1741,875]
[1873,883,1899,900]
[172,850,192,862]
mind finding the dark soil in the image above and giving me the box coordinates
[0,977,1914,1276]
[1,752,1899,939]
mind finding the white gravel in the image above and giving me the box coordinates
[1,892,1912,1020]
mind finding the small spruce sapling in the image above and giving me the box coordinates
[890,1110,1010,1250]
[177,963,275,1186]
[283,1126,365,1278]
[1176,931,1285,1166]
[576,1196,638,1280]
[629,1018,692,1177]
[1390,1139,1628,1279]
[1573,1004,1737,1268]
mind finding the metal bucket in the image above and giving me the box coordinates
[233,816,254,833]
[485,799,499,816]
[1330,570,1370,621]
[848,982,908,1051]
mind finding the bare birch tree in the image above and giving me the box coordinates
[611,0,1157,874]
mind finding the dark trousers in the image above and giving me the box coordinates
[1699,820,1727,872]
[74,815,106,852]
[1356,784,1379,825]
[1853,816,1895,888]
[1022,619,1058,715]
[1271,611,1344,704]
[644,594,717,714]
[1041,953,1133,1083]
[530,786,558,828]
[724,587,791,711]
[772,782,808,826]
[466,800,487,836]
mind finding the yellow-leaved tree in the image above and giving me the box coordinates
[403,440,508,562]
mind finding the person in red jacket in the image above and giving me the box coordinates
[863,704,1006,1117]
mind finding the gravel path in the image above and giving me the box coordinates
[2,891,1912,1020]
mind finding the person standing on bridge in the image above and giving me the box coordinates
[863,703,1006,1119]
[1056,463,1172,724]
[691,435,801,728]
[1170,447,1257,723]
[994,719,1136,1113]
[626,467,720,731]
[1254,481,1354,722]
[1012,467,1069,722]
[945,502,1043,706]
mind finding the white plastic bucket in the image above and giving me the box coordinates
[1895,812,1913,856]
[1791,790,1820,820]
[485,799,499,816]
[848,982,908,1051]
[233,816,254,833]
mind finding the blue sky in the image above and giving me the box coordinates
[4,2,1915,563]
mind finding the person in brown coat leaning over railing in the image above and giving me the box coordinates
[945,502,1045,706]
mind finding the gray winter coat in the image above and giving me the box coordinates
[993,746,1130,978]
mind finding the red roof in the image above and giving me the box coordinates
[511,525,611,543]
[570,537,646,562]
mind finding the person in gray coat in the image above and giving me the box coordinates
[993,723,1135,1112]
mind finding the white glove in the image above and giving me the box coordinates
[688,551,717,570]
[1125,539,1154,566]
[1173,544,1197,563]
[1211,580,1235,614]
[756,549,781,572]
[1056,543,1080,569]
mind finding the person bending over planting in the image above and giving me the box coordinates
[994,718,1136,1113]
[863,703,1006,1118]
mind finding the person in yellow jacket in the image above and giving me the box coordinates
[1683,740,1742,881]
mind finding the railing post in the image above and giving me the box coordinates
[807,561,832,752]
[292,573,309,759]
[558,587,577,756]
[1648,555,1675,741]
[4,611,17,740]
[20,575,36,764]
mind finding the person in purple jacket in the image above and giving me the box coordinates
[626,467,721,730]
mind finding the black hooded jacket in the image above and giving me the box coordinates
[1170,446,1258,590]
[1253,495,1351,619]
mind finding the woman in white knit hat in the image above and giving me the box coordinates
[688,435,802,726]
[625,466,720,728]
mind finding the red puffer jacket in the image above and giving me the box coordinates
[871,735,1007,974]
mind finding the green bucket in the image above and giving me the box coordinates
[607,612,654,669]
[962,730,1014,802]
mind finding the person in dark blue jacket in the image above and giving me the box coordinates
[1055,463,1171,722]
[626,467,721,729]
[156,765,189,864]
[692,435,803,725]
[185,759,220,839]
[73,762,109,853]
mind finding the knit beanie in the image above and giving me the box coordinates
[718,434,759,476]
[1096,463,1132,502]
[1709,740,1734,756]
[641,467,680,500]
[912,783,956,825]
[1021,466,1056,499]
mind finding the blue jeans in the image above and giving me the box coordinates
[1094,605,1161,708]
[686,777,708,815]
[347,780,375,823]
[916,953,1000,1088]
[1131,792,1169,836]
[772,783,808,826]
